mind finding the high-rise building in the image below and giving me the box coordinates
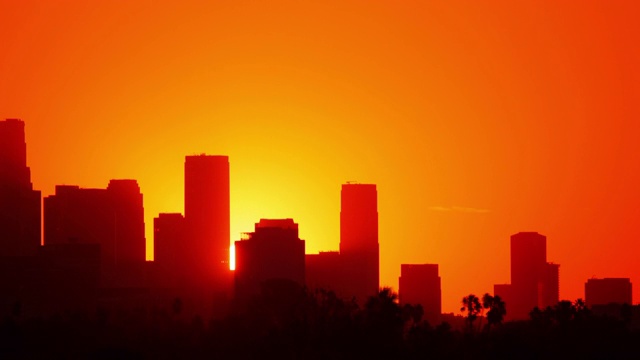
[305,251,347,297]
[106,180,146,264]
[234,219,305,302]
[339,183,379,304]
[494,283,513,315]
[585,278,632,306]
[511,232,546,292]
[399,264,442,325]
[0,119,41,257]
[153,213,186,288]
[541,262,560,309]
[506,232,559,319]
[184,155,230,287]
[0,119,31,188]
[44,180,146,286]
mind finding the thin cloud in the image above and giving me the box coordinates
[428,206,490,214]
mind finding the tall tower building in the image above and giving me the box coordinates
[0,119,41,257]
[509,232,559,319]
[339,183,379,304]
[184,155,230,287]
[510,232,547,289]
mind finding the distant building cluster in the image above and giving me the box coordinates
[304,183,381,306]
[0,118,634,321]
[494,232,560,320]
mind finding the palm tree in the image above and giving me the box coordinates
[553,300,574,326]
[573,298,590,321]
[482,293,506,330]
[364,288,405,347]
[365,287,401,324]
[460,294,482,332]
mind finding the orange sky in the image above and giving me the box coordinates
[2,1,640,314]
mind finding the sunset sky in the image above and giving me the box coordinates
[2,1,639,313]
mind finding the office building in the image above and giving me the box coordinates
[234,219,305,302]
[153,213,186,288]
[399,264,442,325]
[541,262,560,309]
[340,183,379,304]
[585,278,632,306]
[184,155,230,288]
[0,119,41,257]
[494,284,514,314]
[306,251,347,297]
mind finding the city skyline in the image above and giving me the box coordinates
[2,117,637,317]
[2,1,640,314]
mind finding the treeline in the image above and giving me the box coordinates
[1,285,639,359]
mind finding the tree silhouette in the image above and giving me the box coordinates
[363,287,405,355]
[365,287,403,329]
[401,303,424,325]
[481,293,506,330]
[531,299,593,328]
[573,298,591,322]
[460,294,482,332]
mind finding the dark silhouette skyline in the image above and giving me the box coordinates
[2,0,639,354]
[0,118,638,333]
[4,0,640,322]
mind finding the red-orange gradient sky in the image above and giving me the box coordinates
[2,1,639,313]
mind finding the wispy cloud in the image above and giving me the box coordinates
[428,206,490,214]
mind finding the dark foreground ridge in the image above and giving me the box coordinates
[2,287,640,359]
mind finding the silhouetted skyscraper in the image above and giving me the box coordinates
[44,180,146,286]
[541,262,560,309]
[153,213,185,288]
[340,183,379,303]
[106,180,146,263]
[493,283,513,315]
[399,264,442,325]
[507,232,559,319]
[184,155,230,288]
[234,219,305,302]
[306,251,347,297]
[0,119,41,257]
[585,278,632,306]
